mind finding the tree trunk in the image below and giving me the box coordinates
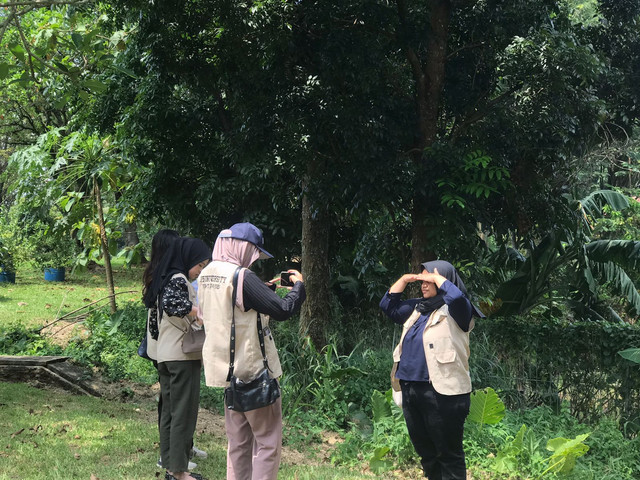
[299,157,330,350]
[94,181,117,314]
[398,0,451,267]
[123,222,140,247]
[410,197,437,272]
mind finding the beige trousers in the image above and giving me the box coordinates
[225,397,283,480]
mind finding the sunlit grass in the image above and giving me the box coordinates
[0,382,380,480]
[0,382,165,480]
[0,261,143,333]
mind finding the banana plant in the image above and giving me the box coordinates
[494,190,640,321]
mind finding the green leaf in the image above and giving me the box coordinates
[326,366,367,380]
[8,43,25,62]
[618,348,640,365]
[111,64,137,78]
[369,446,393,473]
[579,190,629,218]
[371,389,392,423]
[495,425,527,473]
[0,63,9,79]
[543,433,590,475]
[586,240,640,270]
[589,259,640,315]
[82,79,108,93]
[71,33,84,49]
[468,387,505,426]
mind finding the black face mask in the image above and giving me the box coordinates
[415,296,446,315]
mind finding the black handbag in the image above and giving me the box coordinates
[137,335,151,360]
[224,267,281,412]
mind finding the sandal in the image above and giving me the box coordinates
[165,472,204,480]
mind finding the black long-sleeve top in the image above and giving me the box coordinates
[241,270,306,320]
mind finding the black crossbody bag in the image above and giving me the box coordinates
[224,267,281,412]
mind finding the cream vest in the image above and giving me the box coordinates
[156,273,202,363]
[145,307,158,361]
[393,304,474,395]
[198,261,283,387]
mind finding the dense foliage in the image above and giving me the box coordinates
[1,2,640,476]
[1,1,639,333]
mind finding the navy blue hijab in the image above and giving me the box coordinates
[416,260,484,318]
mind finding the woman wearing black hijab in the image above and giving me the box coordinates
[144,237,211,480]
[380,260,484,480]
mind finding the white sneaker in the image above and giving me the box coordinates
[157,458,197,470]
[191,445,208,459]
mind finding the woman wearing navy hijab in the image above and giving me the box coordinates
[145,237,211,480]
[380,260,484,480]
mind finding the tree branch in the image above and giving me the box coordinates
[1,0,91,7]
[449,85,521,141]
[446,41,486,60]
[13,15,76,79]
[35,290,138,333]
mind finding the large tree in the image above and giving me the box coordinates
[6,0,639,342]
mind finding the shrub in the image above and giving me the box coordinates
[63,303,156,383]
[0,323,63,356]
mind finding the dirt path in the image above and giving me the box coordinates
[94,377,329,470]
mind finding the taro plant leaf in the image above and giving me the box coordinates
[495,424,527,473]
[369,446,393,473]
[542,433,590,475]
[618,348,640,365]
[371,389,392,423]
[467,387,505,429]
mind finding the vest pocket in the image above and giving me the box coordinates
[435,350,457,364]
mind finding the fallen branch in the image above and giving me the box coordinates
[36,290,138,333]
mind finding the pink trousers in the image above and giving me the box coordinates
[225,397,283,480]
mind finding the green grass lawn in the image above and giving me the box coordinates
[0,262,143,332]
[0,382,379,480]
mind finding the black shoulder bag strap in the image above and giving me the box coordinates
[226,267,272,382]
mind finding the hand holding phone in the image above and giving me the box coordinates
[280,271,294,287]
[280,269,303,287]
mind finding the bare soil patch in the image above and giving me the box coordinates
[92,377,328,468]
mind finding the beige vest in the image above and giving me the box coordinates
[198,261,283,387]
[393,304,474,395]
[145,308,158,361]
[156,273,202,363]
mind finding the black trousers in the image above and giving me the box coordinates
[158,360,201,473]
[400,380,470,480]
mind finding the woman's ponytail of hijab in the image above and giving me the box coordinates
[142,229,180,300]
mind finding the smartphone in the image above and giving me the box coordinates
[280,271,294,287]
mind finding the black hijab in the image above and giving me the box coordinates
[416,260,484,318]
[142,237,211,308]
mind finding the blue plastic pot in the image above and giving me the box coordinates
[44,267,66,282]
[0,272,16,283]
